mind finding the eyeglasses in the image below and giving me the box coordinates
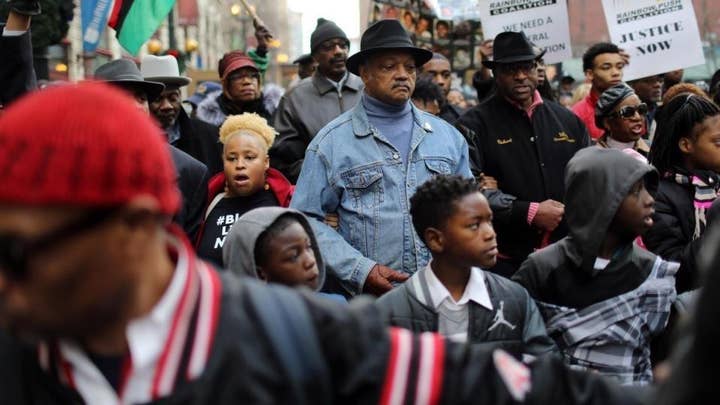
[0,208,118,281]
[495,61,536,75]
[608,103,649,119]
[227,70,260,82]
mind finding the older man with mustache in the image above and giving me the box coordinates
[271,18,364,183]
[290,20,472,298]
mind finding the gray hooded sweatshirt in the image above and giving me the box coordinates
[222,207,325,291]
[513,147,678,385]
[513,147,665,308]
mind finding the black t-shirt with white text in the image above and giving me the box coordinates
[197,190,278,267]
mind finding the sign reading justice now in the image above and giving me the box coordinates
[601,0,705,81]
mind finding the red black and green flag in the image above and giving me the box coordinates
[108,0,176,55]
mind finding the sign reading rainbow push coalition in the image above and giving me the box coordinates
[478,0,573,64]
[601,0,705,81]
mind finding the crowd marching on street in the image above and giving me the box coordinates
[3,0,720,403]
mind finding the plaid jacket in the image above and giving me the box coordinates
[537,256,678,386]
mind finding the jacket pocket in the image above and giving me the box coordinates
[342,166,384,211]
[342,166,384,255]
[423,158,452,175]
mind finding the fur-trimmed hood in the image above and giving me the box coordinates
[196,90,280,127]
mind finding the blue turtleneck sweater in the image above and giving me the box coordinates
[362,93,413,164]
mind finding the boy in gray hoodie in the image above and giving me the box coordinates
[513,147,678,386]
[223,207,324,290]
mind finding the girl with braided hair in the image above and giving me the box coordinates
[644,93,720,293]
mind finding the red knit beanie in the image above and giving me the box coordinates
[0,82,180,215]
[218,50,258,80]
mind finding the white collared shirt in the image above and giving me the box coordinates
[594,257,611,272]
[424,264,493,343]
[57,237,189,404]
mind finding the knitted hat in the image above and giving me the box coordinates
[310,18,349,53]
[218,51,258,81]
[595,83,635,128]
[0,82,180,214]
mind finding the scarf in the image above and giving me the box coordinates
[217,92,271,120]
[668,170,719,239]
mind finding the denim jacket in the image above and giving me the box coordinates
[290,97,472,295]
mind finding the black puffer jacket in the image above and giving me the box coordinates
[643,172,719,293]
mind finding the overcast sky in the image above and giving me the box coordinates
[288,0,361,53]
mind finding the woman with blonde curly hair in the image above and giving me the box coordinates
[196,113,294,266]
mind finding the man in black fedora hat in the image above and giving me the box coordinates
[455,31,590,277]
[271,18,364,183]
[291,19,473,297]
[94,58,209,242]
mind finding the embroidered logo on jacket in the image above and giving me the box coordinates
[488,301,516,331]
[553,132,575,143]
[496,138,513,145]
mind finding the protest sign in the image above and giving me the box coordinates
[423,0,483,21]
[601,0,705,81]
[477,0,572,64]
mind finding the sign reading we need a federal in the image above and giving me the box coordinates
[478,0,572,64]
[601,0,705,81]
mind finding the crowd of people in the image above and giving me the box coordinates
[2,1,720,403]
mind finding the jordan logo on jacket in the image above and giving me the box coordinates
[488,301,516,331]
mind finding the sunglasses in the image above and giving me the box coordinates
[495,61,536,75]
[0,208,118,281]
[608,103,648,119]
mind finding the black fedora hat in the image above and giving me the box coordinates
[346,20,433,75]
[482,31,545,69]
[94,59,165,101]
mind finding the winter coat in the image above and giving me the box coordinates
[643,172,720,293]
[0,30,36,107]
[222,207,325,290]
[571,90,603,139]
[376,265,557,358]
[454,94,590,266]
[270,72,363,183]
[654,224,720,405]
[438,102,463,124]
[168,145,209,242]
[196,90,278,127]
[513,147,676,385]
[172,108,223,175]
[0,235,650,404]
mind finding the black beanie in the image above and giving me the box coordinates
[595,83,635,129]
[310,18,349,53]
